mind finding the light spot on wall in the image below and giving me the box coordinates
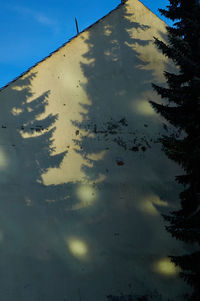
[135,99,156,116]
[94,173,106,184]
[11,107,23,116]
[0,148,8,170]
[141,199,158,215]
[66,237,88,259]
[76,184,97,204]
[12,85,26,91]
[19,129,45,139]
[104,25,112,36]
[104,50,111,56]
[139,195,168,215]
[153,257,179,276]
[87,150,107,161]
[61,69,89,93]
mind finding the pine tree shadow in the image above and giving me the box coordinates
[72,4,182,215]
[73,5,154,180]
[0,73,70,206]
[70,2,188,299]
[0,72,89,300]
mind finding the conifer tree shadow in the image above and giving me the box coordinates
[73,4,180,201]
[0,72,86,300]
[0,72,69,206]
[73,5,155,181]
[71,3,188,299]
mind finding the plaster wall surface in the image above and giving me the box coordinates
[0,0,191,300]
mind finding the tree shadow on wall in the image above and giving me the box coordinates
[71,3,187,300]
[73,4,159,181]
[0,73,87,300]
[0,73,70,205]
[72,4,181,213]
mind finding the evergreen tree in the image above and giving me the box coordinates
[149,0,200,299]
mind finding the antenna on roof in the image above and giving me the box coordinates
[75,17,79,35]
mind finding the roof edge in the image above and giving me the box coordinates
[0,2,124,92]
[0,0,167,92]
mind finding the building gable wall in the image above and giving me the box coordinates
[0,1,189,300]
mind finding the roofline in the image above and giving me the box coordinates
[0,0,167,92]
[0,2,125,92]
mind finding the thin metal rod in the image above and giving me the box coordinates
[75,17,79,35]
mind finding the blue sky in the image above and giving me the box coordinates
[0,0,170,88]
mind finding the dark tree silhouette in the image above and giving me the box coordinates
[149,0,200,299]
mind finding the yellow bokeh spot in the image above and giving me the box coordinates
[104,25,112,36]
[66,237,88,258]
[154,257,179,276]
[76,184,97,204]
[135,100,156,116]
[141,199,158,215]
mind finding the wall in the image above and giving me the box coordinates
[0,0,190,300]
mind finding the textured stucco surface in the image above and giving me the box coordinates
[0,0,190,300]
